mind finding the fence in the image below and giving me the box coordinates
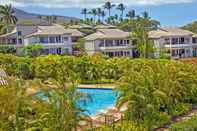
[0,69,8,86]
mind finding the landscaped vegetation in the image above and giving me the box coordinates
[171,116,197,130]
[0,2,197,131]
[0,53,197,130]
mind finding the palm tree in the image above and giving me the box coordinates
[0,4,17,33]
[81,8,88,20]
[114,14,119,22]
[52,16,57,23]
[116,3,125,21]
[132,26,154,58]
[142,11,149,19]
[89,9,97,24]
[37,15,42,23]
[45,16,51,24]
[126,10,135,20]
[103,1,115,17]
[101,11,106,22]
[97,8,102,23]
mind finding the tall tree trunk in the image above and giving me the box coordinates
[121,10,124,21]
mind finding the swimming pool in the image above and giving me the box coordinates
[78,88,118,116]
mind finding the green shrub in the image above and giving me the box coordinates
[171,103,192,116]
[0,45,16,54]
[22,44,43,57]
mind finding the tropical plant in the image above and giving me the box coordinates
[101,10,106,22]
[126,10,135,20]
[103,1,115,18]
[74,38,86,55]
[116,3,125,21]
[22,44,44,57]
[132,26,155,58]
[0,45,16,54]
[0,4,17,33]
[88,9,97,24]
[182,21,197,33]
[81,8,88,21]
[142,11,150,19]
[116,59,197,129]
[97,8,102,23]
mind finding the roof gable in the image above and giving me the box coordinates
[85,29,130,40]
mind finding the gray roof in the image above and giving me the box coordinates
[149,27,195,39]
[85,29,130,40]
[66,29,84,37]
[0,28,17,38]
[95,24,116,29]
[25,24,72,38]
[0,69,8,86]
[69,24,92,29]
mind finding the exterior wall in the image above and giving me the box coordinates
[16,25,37,45]
[153,35,195,59]
[85,41,96,55]
[24,34,73,55]
[85,39,134,57]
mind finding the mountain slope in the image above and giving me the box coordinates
[182,21,197,33]
[13,8,80,24]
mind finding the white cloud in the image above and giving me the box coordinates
[0,0,196,8]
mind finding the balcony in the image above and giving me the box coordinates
[99,45,133,50]
[164,43,192,48]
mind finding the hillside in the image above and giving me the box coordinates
[13,8,80,24]
[182,21,197,33]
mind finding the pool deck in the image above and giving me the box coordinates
[78,84,116,89]
[26,83,116,96]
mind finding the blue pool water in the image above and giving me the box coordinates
[36,88,118,116]
[78,88,118,116]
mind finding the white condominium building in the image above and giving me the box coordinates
[84,28,137,57]
[149,28,197,59]
[0,24,84,55]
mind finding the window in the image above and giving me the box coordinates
[40,37,48,43]
[49,37,56,43]
[115,40,120,46]
[180,37,185,44]
[127,40,130,44]
[12,39,16,44]
[56,36,61,43]
[105,40,113,47]
[172,38,178,44]
[57,48,61,54]
[119,40,123,45]
[99,40,104,47]
[44,49,49,54]
[64,37,68,41]
[17,31,22,36]
[193,38,197,43]
[18,38,22,44]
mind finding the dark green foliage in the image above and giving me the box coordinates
[116,59,197,129]
[182,21,197,33]
[0,45,16,54]
[78,28,95,35]
[22,44,44,57]
[0,54,197,130]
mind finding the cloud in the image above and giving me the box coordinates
[0,0,195,8]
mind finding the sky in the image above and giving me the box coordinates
[1,0,197,26]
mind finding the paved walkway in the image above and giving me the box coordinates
[155,106,197,131]
[78,84,116,89]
